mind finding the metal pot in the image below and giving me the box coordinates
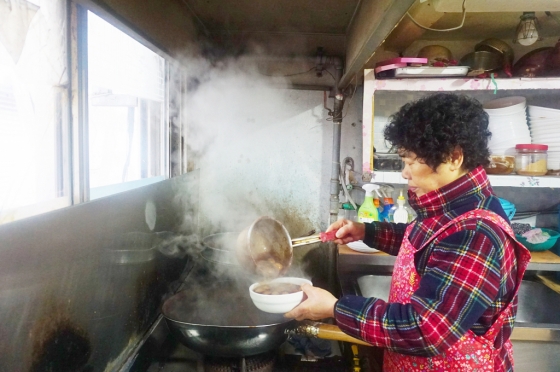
[201,232,239,266]
[460,51,503,73]
[475,38,514,66]
[161,280,368,357]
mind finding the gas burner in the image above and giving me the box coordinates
[204,351,275,372]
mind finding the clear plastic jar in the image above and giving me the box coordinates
[515,144,548,176]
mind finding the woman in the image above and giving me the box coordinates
[285,93,530,371]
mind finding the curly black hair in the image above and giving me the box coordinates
[383,93,491,171]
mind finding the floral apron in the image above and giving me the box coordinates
[383,210,531,372]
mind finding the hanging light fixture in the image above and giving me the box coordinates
[514,12,541,46]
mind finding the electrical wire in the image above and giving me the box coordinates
[407,0,467,32]
[322,68,336,81]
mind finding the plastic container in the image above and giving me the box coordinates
[485,155,515,175]
[515,228,560,252]
[379,197,394,222]
[358,184,380,223]
[388,190,416,223]
[498,198,516,221]
[515,144,548,176]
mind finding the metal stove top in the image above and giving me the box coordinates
[127,315,347,372]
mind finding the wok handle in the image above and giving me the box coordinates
[288,321,372,346]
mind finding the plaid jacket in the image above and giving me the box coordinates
[335,166,518,371]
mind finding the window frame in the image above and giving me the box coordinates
[0,0,186,224]
[71,0,184,203]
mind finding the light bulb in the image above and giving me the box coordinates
[515,12,540,46]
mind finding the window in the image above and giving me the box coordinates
[0,0,70,223]
[86,11,168,199]
[0,2,177,224]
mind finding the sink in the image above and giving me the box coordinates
[516,280,560,325]
[356,275,391,302]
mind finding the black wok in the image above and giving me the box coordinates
[162,279,369,357]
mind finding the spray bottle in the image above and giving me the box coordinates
[358,184,380,223]
[379,196,394,222]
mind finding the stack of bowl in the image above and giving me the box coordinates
[528,105,560,171]
[484,96,531,156]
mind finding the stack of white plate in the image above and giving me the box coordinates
[484,96,531,156]
[528,105,560,170]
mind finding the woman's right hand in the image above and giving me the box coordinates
[326,219,366,244]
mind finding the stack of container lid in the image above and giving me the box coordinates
[483,96,531,156]
[527,105,560,171]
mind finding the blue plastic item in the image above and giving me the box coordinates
[498,198,516,221]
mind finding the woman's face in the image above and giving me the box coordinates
[400,150,466,197]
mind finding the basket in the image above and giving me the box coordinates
[515,228,560,252]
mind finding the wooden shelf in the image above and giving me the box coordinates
[371,171,560,188]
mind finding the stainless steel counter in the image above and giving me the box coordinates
[337,248,560,344]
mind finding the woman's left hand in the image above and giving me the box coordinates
[284,284,338,321]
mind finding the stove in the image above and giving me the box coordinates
[125,257,357,372]
[127,315,349,372]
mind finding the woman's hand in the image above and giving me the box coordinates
[326,219,366,245]
[284,284,338,321]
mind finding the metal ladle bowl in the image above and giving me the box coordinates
[236,216,293,278]
[236,216,338,278]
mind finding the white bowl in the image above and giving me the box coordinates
[528,105,560,119]
[528,117,560,125]
[489,147,517,156]
[488,136,532,147]
[249,277,312,313]
[488,121,528,133]
[530,136,560,143]
[488,110,527,122]
[488,129,531,142]
[488,120,528,129]
[483,96,526,115]
[531,130,560,137]
[530,126,560,134]
[529,119,560,126]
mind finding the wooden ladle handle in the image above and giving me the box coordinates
[288,321,372,346]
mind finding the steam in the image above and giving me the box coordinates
[171,53,322,282]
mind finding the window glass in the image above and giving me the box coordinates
[87,11,167,195]
[0,0,69,223]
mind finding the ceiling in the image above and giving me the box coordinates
[179,0,560,86]
[422,11,560,41]
[182,0,560,57]
[181,0,361,58]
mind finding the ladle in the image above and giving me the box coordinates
[235,216,337,278]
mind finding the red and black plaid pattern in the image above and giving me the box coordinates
[336,167,518,371]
